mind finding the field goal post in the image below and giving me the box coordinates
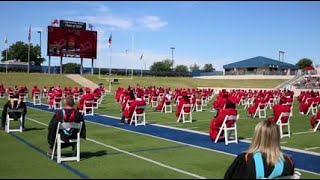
[98,68,134,93]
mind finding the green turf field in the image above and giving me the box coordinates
[0,73,319,178]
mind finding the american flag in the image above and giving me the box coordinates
[4,36,7,45]
[51,19,59,26]
[89,24,93,28]
[108,34,112,48]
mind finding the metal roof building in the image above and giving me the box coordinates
[223,56,298,75]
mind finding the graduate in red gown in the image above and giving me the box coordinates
[209,100,238,141]
[267,97,291,123]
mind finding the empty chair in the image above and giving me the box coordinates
[276,112,291,138]
[195,99,203,112]
[33,92,41,105]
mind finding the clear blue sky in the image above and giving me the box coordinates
[1,1,320,70]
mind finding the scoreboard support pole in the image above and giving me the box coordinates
[80,58,83,75]
[91,58,94,74]
[60,56,63,74]
[48,56,51,74]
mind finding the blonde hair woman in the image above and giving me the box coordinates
[224,120,295,179]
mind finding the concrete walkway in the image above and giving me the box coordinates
[65,74,99,89]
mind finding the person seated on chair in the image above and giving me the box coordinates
[267,97,291,124]
[175,92,192,118]
[120,90,146,124]
[155,91,172,112]
[247,96,266,118]
[47,96,86,156]
[77,88,95,112]
[0,83,5,96]
[310,106,320,129]
[224,120,295,179]
[299,91,317,114]
[1,93,27,130]
[32,85,41,98]
[209,100,237,141]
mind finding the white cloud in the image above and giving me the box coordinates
[139,16,168,31]
[96,5,110,12]
[76,15,133,30]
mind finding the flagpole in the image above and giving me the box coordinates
[131,33,134,78]
[109,45,112,76]
[5,45,8,74]
[28,42,30,73]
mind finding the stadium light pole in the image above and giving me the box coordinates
[170,47,175,71]
[37,31,42,58]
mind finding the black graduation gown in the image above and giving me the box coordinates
[47,108,86,148]
[224,152,294,179]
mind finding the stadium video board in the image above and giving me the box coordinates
[47,26,97,59]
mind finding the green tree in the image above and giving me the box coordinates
[296,58,313,69]
[175,65,189,72]
[202,63,215,72]
[1,41,45,65]
[150,59,174,71]
[63,63,80,74]
[189,63,201,72]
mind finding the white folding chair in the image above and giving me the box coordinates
[254,103,267,118]
[144,95,150,105]
[244,97,254,110]
[161,100,172,113]
[214,114,239,145]
[306,101,317,115]
[275,171,301,179]
[267,98,274,110]
[177,104,193,123]
[33,92,41,105]
[276,112,291,138]
[73,93,80,102]
[51,122,83,163]
[130,106,146,126]
[81,100,94,116]
[151,96,158,107]
[19,93,27,102]
[42,91,48,98]
[93,96,99,109]
[54,96,62,110]
[201,96,208,107]
[313,119,320,132]
[5,108,24,133]
[0,91,5,98]
[195,99,203,112]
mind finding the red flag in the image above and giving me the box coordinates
[51,19,59,25]
[28,25,31,44]
[108,34,112,48]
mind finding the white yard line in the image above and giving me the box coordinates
[304,147,320,151]
[292,131,314,135]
